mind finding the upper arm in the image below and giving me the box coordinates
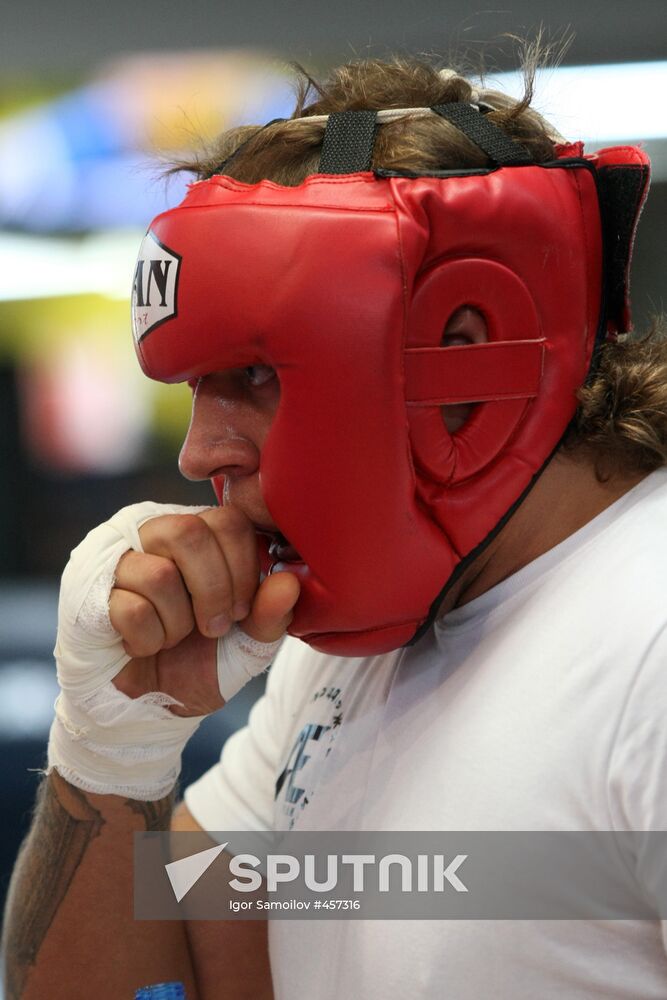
[171,802,273,1000]
[171,800,208,833]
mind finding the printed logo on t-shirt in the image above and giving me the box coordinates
[275,685,344,829]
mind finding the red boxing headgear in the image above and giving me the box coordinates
[131,105,650,655]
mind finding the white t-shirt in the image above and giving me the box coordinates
[185,468,667,999]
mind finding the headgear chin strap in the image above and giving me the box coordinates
[131,105,650,656]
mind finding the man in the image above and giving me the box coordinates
[3,56,666,999]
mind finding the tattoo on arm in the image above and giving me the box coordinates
[127,791,175,832]
[1,775,173,999]
[2,773,104,1000]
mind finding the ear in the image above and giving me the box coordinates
[441,306,489,435]
[441,305,489,347]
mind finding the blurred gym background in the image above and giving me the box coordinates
[0,0,665,938]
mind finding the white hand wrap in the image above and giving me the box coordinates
[46,501,282,800]
[216,625,282,702]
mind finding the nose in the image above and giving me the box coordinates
[178,375,262,483]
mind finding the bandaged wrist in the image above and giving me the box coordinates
[217,625,283,702]
[48,683,202,800]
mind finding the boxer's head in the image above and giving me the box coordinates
[132,59,650,655]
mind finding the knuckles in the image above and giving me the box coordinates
[142,506,257,559]
[165,513,212,551]
[114,591,160,638]
[145,557,182,594]
[207,504,252,535]
[111,505,262,648]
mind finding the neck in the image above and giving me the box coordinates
[439,450,649,616]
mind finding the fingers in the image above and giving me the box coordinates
[113,551,195,649]
[240,570,301,643]
[198,506,261,621]
[110,505,298,664]
[109,588,166,658]
[137,507,259,639]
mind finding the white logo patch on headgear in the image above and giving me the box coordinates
[131,230,181,343]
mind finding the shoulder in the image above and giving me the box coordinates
[600,468,667,600]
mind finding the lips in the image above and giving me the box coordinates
[212,477,305,571]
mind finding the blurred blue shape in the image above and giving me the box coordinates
[0,581,58,656]
[0,87,189,231]
[0,661,59,739]
[0,57,294,232]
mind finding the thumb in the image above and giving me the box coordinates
[240,571,301,643]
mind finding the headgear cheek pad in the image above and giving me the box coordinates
[131,105,650,656]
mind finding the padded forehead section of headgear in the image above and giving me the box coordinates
[133,172,401,382]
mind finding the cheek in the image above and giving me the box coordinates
[179,371,280,480]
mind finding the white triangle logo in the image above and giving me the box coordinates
[165,842,228,902]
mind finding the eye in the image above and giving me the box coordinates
[243,364,276,388]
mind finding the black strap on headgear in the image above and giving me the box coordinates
[596,162,651,335]
[319,110,379,173]
[431,104,532,166]
[317,103,533,174]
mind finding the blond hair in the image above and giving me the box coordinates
[565,325,667,475]
[175,56,557,182]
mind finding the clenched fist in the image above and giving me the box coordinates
[110,505,300,716]
[48,501,300,799]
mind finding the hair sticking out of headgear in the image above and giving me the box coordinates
[169,57,564,185]
[438,67,482,107]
